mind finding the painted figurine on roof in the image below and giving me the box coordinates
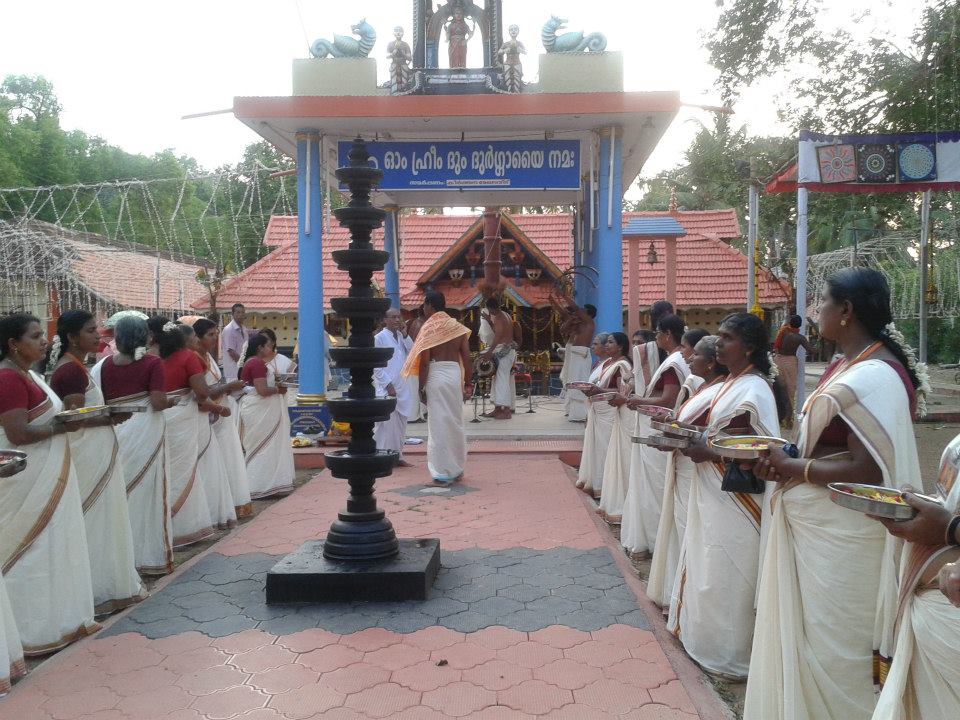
[388,26,413,93]
[496,24,526,93]
[445,1,476,69]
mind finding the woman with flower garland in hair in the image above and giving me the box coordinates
[48,311,145,613]
[239,334,295,499]
[194,318,252,519]
[667,312,786,679]
[94,315,176,575]
[0,313,99,655]
[744,268,924,720]
[157,320,216,548]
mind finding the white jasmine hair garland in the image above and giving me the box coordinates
[766,352,780,383]
[162,321,178,333]
[882,322,931,417]
[133,347,147,361]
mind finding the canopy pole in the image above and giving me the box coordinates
[747,180,758,312]
[919,189,932,364]
[795,187,809,412]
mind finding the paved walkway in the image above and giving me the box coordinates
[4,452,727,720]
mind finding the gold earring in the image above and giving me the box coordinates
[840,319,847,327]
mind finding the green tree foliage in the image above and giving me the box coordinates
[0,74,300,272]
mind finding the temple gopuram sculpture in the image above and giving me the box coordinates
[541,16,607,53]
[387,26,413,93]
[310,19,377,59]
[496,23,526,93]
[444,1,476,69]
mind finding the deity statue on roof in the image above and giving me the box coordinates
[388,26,413,93]
[496,24,526,93]
[444,1,475,69]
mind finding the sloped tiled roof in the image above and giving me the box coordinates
[194,210,790,312]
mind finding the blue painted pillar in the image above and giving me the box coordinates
[383,207,401,309]
[296,131,326,401]
[596,128,624,334]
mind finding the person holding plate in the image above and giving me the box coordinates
[620,314,690,560]
[94,315,176,575]
[867,432,960,720]
[744,268,924,720]
[664,312,784,678]
[647,335,728,609]
[48,310,144,615]
[589,333,633,515]
[574,333,610,495]
[0,313,99,654]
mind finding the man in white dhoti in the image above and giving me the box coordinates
[554,300,596,422]
[401,291,472,485]
[479,297,517,420]
[374,309,414,467]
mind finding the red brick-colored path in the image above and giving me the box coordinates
[3,453,725,719]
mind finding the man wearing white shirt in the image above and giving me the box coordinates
[374,309,415,467]
[221,303,253,380]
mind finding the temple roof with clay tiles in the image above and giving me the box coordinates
[192,210,791,312]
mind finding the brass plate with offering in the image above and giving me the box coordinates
[55,405,110,424]
[631,405,673,418]
[827,482,938,521]
[565,381,597,391]
[650,420,702,439]
[0,450,27,478]
[708,435,787,460]
[632,434,690,450]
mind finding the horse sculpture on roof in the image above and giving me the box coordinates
[541,16,607,54]
[311,19,377,59]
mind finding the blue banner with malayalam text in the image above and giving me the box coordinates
[337,140,581,191]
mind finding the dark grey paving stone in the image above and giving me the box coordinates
[497,584,548,603]
[377,612,435,633]
[197,614,257,638]
[499,610,552,632]
[257,614,315,636]
[524,596,582,616]
[616,609,651,629]
[104,547,646,639]
[444,610,493,633]
[184,603,241,623]
[471,596,524,617]
[419,598,469,618]
[553,584,605,602]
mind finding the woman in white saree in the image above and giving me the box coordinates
[621,314,690,559]
[0,313,99,654]
[194,319,252,519]
[239,335,295,499]
[0,573,24,695]
[745,268,923,720]
[181,325,237,532]
[666,313,785,678]
[48,311,145,615]
[647,335,727,609]
[158,321,216,548]
[595,333,635,521]
[95,316,175,575]
[575,333,611,496]
[868,432,960,720]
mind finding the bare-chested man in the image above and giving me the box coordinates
[774,314,812,409]
[553,299,596,422]
[480,296,517,420]
[401,291,472,484]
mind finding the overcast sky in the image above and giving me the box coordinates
[1,0,921,186]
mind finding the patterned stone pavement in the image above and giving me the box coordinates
[2,453,724,719]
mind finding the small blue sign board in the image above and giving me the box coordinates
[289,404,332,437]
[338,140,581,191]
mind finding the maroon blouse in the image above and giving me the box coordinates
[240,357,268,384]
[0,368,46,414]
[50,361,89,400]
[100,355,166,402]
[163,349,204,392]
